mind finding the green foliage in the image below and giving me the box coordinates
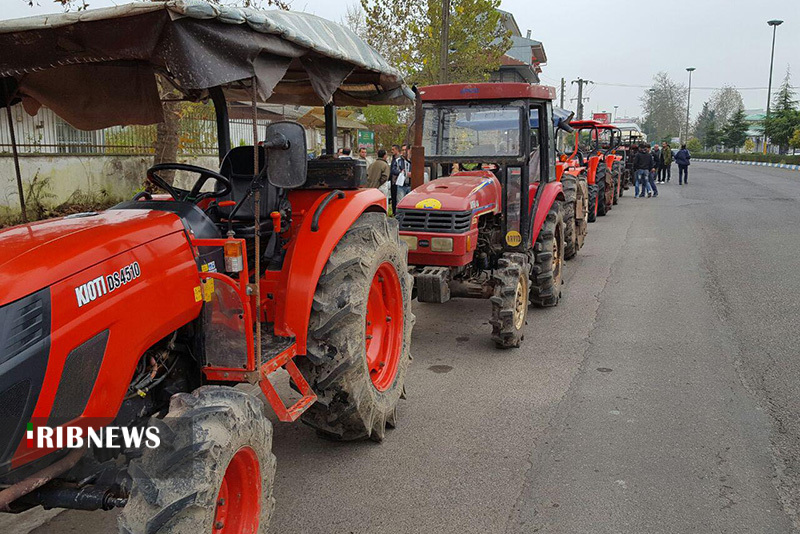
[693,152,800,165]
[686,137,702,153]
[721,107,748,151]
[790,129,800,150]
[764,68,800,154]
[710,86,744,128]
[693,100,715,145]
[363,106,399,126]
[360,0,511,85]
[363,105,405,149]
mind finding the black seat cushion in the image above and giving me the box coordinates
[217,146,281,221]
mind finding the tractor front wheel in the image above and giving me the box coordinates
[490,253,529,349]
[299,212,414,442]
[530,201,565,307]
[120,387,275,534]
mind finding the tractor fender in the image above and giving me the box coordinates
[273,188,387,354]
[528,181,565,242]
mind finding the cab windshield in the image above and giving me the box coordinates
[422,104,523,158]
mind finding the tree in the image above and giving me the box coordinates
[721,107,748,152]
[640,72,687,142]
[360,0,510,85]
[686,137,702,153]
[710,85,744,129]
[705,122,722,151]
[789,129,800,151]
[693,100,715,145]
[363,106,405,149]
[764,68,800,154]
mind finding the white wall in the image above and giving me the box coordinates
[0,154,218,210]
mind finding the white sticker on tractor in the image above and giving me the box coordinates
[75,261,141,308]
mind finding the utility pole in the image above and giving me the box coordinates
[685,67,695,144]
[764,19,783,154]
[560,78,565,109]
[438,0,451,84]
[571,78,593,119]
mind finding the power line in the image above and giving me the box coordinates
[593,81,799,91]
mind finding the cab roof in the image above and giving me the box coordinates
[419,83,556,102]
[570,119,618,130]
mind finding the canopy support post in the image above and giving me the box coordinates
[209,86,230,164]
[324,103,336,156]
[252,78,263,371]
[4,103,26,223]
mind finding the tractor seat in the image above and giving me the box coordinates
[215,145,283,238]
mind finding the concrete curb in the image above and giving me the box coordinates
[694,158,800,171]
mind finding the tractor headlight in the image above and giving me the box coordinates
[430,237,454,252]
[400,235,418,251]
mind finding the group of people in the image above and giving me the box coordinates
[630,142,692,197]
[366,144,411,211]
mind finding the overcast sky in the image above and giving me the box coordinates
[6,0,799,121]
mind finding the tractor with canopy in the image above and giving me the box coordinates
[0,2,414,531]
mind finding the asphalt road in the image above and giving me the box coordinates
[7,162,800,533]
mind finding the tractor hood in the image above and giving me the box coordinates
[0,210,186,305]
[398,172,502,213]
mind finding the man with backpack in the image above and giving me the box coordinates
[675,144,691,185]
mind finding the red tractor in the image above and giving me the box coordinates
[0,4,413,532]
[398,83,569,348]
[568,120,622,222]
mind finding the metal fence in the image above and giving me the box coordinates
[0,104,271,156]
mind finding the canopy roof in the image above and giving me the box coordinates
[0,0,412,130]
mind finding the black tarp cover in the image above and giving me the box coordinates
[0,1,412,130]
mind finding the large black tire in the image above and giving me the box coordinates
[490,253,529,349]
[587,183,599,223]
[561,174,578,260]
[576,174,589,249]
[595,163,609,217]
[612,160,621,205]
[120,387,275,534]
[530,201,565,307]
[298,212,414,442]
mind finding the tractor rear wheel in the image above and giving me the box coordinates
[299,212,414,442]
[561,174,578,260]
[612,161,621,205]
[530,201,565,307]
[120,387,275,534]
[587,183,599,223]
[490,253,529,349]
[575,175,589,251]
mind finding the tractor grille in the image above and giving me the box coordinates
[396,209,472,234]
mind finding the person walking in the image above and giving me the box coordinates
[661,142,673,183]
[366,148,390,189]
[675,144,691,185]
[648,144,659,197]
[633,142,653,198]
[651,145,663,184]
[389,144,408,212]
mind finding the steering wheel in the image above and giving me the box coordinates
[146,163,232,203]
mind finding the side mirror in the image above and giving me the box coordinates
[265,121,307,189]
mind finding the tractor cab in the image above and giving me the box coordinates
[398,83,567,348]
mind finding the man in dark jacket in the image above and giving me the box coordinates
[675,144,691,185]
[389,144,408,211]
[660,142,673,182]
[633,143,654,198]
[648,145,660,197]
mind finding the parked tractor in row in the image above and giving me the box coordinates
[0,4,414,532]
[397,83,572,348]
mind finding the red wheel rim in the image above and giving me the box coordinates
[365,262,404,392]
[212,447,261,533]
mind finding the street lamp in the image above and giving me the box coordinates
[685,67,695,144]
[764,19,783,154]
[613,105,619,121]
